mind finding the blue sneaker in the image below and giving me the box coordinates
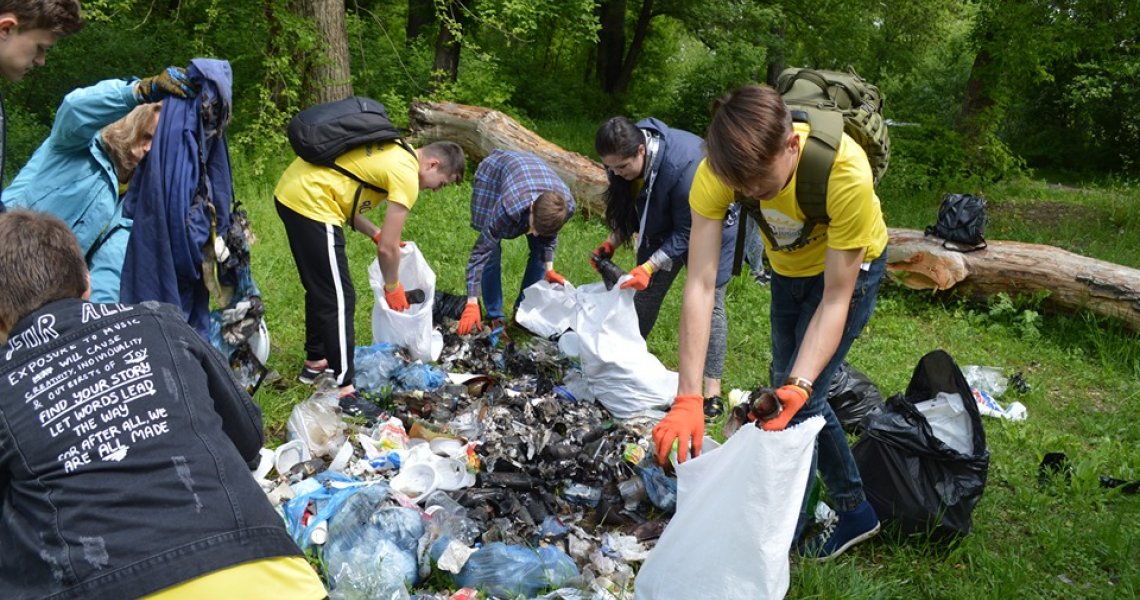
[800,499,880,561]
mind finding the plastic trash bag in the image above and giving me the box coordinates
[453,542,579,598]
[853,350,990,540]
[287,384,347,459]
[370,241,439,362]
[574,282,674,420]
[635,416,825,600]
[516,280,577,338]
[827,361,885,434]
[324,485,424,598]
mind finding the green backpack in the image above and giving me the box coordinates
[737,67,889,254]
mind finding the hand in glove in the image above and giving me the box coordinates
[620,262,654,291]
[761,383,810,431]
[457,300,483,335]
[545,269,566,286]
[136,67,198,103]
[590,240,615,269]
[652,395,705,465]
[384,282,409,312]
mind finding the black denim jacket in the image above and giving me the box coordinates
[0,299,300,599]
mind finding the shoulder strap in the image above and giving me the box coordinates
[319,137,416,229]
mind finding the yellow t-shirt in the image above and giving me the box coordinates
[689,122,888,277]
[143,555,326,599]
[274,141,420,225]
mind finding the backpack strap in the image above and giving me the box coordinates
[321,138,417,230]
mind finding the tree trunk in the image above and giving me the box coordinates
[408,101,609,217]
[596,0,625,94]
[611,0,654,95]
[886,228,1140,331]
[431,0,462,86]
[957,32,995,142]
[294,0,353,103]
[406,0,434,42]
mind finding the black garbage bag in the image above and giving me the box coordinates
[433,291,468,325]
[827,362,884,434]
[853,349,989,541]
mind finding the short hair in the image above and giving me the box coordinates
[0,0,85,35]
[101,103,161,176]
[421,141,466,182]
[0,210,87,329]
[532,191,570,237]
[705,84,793,191]
[595,116,642,159]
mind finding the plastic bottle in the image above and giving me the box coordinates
[452,542,579,598]
[593,255,627,290]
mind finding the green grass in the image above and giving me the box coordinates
[233,126,1139,597]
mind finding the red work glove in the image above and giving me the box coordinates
[761,384,810,431]
[457,301,482,335]
[545,269,566,286]
[590,240,615,268]
[652,395,705,465]
[620,263,654,290]
[384,282,409,312]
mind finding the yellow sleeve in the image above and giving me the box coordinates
[689,159,736,220]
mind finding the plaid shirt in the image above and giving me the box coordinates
[466,150,575,297]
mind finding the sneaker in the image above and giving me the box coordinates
[800,499,880,561]
[703,396,724,418]
[298,363,331,385]
[338,391,383,422]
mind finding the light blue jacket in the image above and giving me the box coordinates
[2,78,140,302]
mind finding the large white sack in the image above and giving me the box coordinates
[636,416,825,600]
[369,242,439,362]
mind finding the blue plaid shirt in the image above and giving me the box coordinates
[466,150,575,297]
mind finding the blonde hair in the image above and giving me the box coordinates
[100,103,161,177]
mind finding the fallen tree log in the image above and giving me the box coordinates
[886,228,1140,331]
[408,101,609,217]
[407,101,1140,330]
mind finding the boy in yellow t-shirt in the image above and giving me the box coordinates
[274,139,465,411]
[652,84,887,562]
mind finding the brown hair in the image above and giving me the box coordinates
[421,141,466,182]
[705,84,793,190]
[532,191,570,237]
[0,0,84,35]
[100,103,161,178]
[0,210,87,330]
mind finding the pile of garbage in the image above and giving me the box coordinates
[255,331,675,599]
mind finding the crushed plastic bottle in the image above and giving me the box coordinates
[452,542,579,598]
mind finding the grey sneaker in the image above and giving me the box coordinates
[298,363,332,385]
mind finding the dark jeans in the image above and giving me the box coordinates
[482,234,547,320]
[768,251,887,540]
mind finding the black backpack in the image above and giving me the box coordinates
[925,193,988,251]
[286,96,415,225]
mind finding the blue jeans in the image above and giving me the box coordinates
[768,252,887,539]
[482,234,548,320]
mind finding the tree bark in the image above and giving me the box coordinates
[595,0,626,94]
[612,0,654,95]
[957,32,995,141]
[293,0,353,103]
[886,228,1140,331]
[408,101,609,217]
[431,0,462,86]
[406,0,434,42]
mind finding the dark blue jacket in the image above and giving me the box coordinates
[0,298,300,599]
[619,118,739,287]
[120,59,235,338]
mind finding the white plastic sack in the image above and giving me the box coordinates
[574,281,674,420]
[635,416,826,600]
[516,280,577,338]
[369,242,439,362]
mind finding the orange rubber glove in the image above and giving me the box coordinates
[590,240,615,268]
[761,384,810,431]
[457,301,482,335]
[652,395,705,465]
[384,282,409,312]
[620,262,654,290]
[545,269,566,286]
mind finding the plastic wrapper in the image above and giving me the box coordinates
[324,487,425,596]
[287,388,348,459]
[452,542,579,598]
